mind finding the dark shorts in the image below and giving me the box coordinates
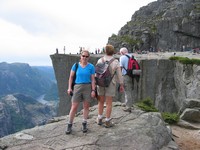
[72,84,92,102]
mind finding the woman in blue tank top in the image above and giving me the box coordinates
[66,50,96,134]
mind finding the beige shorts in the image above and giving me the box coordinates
[97,81,116,97]
[72,84,92,102]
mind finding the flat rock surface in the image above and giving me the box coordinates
[87,51,200,60]
[134,51,200,60]
[0,102,177,150]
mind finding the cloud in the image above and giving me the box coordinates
[0,0,155,66]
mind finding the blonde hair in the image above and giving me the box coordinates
[105,44,114,56]
[80,50,90,63]
[81,50,90,56]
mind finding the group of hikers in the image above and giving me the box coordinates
[65,44,138,134]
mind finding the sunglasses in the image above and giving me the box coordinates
[82,55,89,58]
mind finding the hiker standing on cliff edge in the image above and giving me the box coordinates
[96,44,124,128]
[119,47,135,112]
[66,50,96,134]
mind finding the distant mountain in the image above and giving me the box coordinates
[0,62,59,137]
[108,0,200,52]
[0,62,58,100]
[32,66,56,82]
[44,82,59,101]
[32,66,58,101]
[0,93,56,137]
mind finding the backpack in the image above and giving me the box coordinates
[95,58,116,87]
[72,63,78,90]
[125,55,141,81]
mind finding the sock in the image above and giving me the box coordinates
[82,119,87,123]
[98,115,103,119]
[68,121,72,124]
[105,118,111,121]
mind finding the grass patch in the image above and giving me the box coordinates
[161,112,179,124]
[169,56,200,65]
[136,97,179,124]
[136,97,158,112]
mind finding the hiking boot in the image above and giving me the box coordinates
[82,122,88,133]
[65,123,72,134]
[96,117,103,125]
[123,107,132,113]
[104,120,114,128]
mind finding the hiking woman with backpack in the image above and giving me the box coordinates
[96,44,124,128]
[66,50,96,134]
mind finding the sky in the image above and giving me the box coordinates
[0,0,155,66]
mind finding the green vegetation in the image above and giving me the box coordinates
[194,3,200,11]
[110,34,117,38]
[161,112,179,124]
[150,24,157,33]
[136,97,180,124]
[120,35,143,48]
[169,56,200,65]
[136,97,158,112]
[121,35,137,46]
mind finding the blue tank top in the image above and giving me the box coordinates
[72,63,95,84]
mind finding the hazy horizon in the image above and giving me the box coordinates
[0,0,155,66]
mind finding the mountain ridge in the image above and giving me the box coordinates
[0,62,58,100]
[0,62,58,137]
[108,0,200,53]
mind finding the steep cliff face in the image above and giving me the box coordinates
[50,54,99,116]
[108,0,200,52]
[50,54,200,116]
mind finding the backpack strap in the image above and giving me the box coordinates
[108,58,117,80]
[108,58,116,65]
[122,54,131,71]
[101,57,116,70]
[125,54,130,59]
[74,62,78,72]
[102,57,116,80]
[125,54,135,59]
[72,63,78,90]
[101,57,115,65]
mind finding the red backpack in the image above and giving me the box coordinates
[125,55,141,80]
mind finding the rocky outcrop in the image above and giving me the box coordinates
[108,0,200,52]
[179,99,200,123]
[50,53,200,117]
[0,102,179,150]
